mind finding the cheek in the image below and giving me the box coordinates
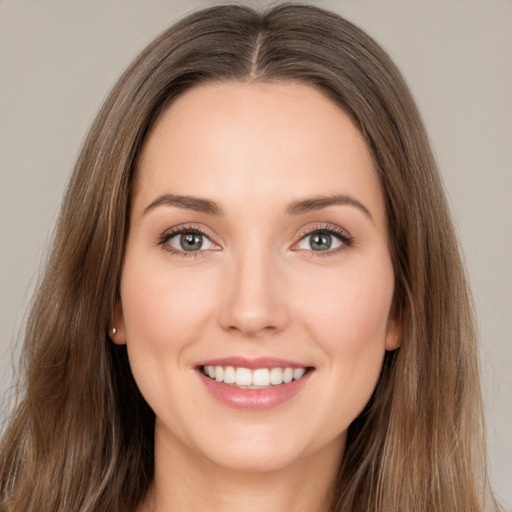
[118,257,223,417]
[120,258,218,349]
[300,259,393,341]
[295,257,394,401]
[118,256,221,420]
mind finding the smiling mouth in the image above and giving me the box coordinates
[200,365,312,389]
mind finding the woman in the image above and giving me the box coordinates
[0,4,501,511]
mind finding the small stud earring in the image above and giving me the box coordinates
[111,327,117,336]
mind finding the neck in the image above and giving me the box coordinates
[144,427,344,512]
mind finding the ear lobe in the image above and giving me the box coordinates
[385,311,402,351]
[110,299,127,345]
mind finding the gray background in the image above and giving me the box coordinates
[1,0,510,507]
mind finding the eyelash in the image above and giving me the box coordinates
[157,224,353,258]
[157,225,213,258]
[295,224,354,258]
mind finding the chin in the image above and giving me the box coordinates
[190,424,346,475]
[204,444,308,474]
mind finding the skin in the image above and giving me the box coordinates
[113,81,400,512]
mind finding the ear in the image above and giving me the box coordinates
[110,299,127,345]
[384,305,402,351]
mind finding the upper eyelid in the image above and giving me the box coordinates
[158,222,351,249]
[295,223,352,240]
[162,224,216,241]
[157,225,216,250]
[158,226,217,256]
[292,223,353,252]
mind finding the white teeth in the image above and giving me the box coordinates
[235,367,253,386]
[252,368,270,387]
[270,367,283,385]
[214,366,224,382]
[283,368,293,383]
[202,365,308,387]
[223,366,235,384]
[293,368,306,380]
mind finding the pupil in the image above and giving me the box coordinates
[311,233,331,251]
[181,233,202,251]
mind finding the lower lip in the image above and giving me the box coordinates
[198,370,313,411]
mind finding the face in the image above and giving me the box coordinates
[114,81,400,473]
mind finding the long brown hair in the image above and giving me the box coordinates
[0,4,500,511]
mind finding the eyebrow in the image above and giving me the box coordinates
[143,193,372,221]
[286,195,372,220]
[144,194,223,216]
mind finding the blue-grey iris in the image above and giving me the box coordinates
[310,233,332,251]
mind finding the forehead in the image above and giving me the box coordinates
[134,81,384,223]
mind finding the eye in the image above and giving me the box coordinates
[160,228,216,254]
[294,226,352,254]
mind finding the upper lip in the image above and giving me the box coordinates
[196,357,312,370]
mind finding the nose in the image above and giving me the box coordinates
[218,246,290,337]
